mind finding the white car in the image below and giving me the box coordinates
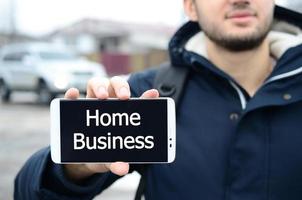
[0,43,107,103]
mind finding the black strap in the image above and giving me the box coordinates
[154,62,189,107]
[134,165,147,200]
[134,62,189,200]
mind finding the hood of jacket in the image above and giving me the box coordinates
[168,5,302,79]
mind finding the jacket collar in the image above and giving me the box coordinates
[169,5,302,70]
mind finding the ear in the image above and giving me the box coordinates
[183,0,199,21]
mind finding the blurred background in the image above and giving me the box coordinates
[0,0,301,199]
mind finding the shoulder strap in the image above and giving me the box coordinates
[154,62,189,106]
[134,62,189,200]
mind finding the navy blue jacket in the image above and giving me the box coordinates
[15,6,302,200]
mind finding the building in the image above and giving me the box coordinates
[47,19,177,75]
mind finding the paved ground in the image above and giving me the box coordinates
[0,93,140,200]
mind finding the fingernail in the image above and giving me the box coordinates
[119,87,129,97]
[98,86,107,95]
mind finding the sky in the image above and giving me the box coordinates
[0,0,300,36]
[0,0,184,36]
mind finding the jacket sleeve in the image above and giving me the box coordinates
[128,67,157,97]
[14,147,120,200]
[14,70,157,200]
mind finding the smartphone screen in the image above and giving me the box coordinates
[51,98,175,163]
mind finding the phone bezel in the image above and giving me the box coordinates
[50,98,61,163]
[50,98,176,164]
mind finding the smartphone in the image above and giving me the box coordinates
[50,98,176,163]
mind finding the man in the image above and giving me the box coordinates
[15,0,302,199]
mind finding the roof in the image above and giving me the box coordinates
[48,18,177,38]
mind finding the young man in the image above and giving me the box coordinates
[15,0,302,199]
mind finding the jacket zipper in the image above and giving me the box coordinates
[229,65,302,110]
[229,81,247,110]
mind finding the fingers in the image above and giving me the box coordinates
[109,162,130,176]
[64,88,80,99]
[110,76,130,100]
[141,89,159,99]
[87,77,110,99]
[87,76,130,100]
[85,162,129,176]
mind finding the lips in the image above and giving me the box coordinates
[226,10,256,19]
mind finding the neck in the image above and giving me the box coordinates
[206,37,274,97]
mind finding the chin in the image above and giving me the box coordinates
[226,29,259,40]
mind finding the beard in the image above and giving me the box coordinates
[202,25,272,52]
[203,22,271,52]
[198,5,274,52]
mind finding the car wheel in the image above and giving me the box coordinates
[0,80,11,103]
[37,82,55,104]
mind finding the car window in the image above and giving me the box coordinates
[39,51,76,60]
[3,52,30,62]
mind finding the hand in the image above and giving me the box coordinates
[63,76,159,182]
